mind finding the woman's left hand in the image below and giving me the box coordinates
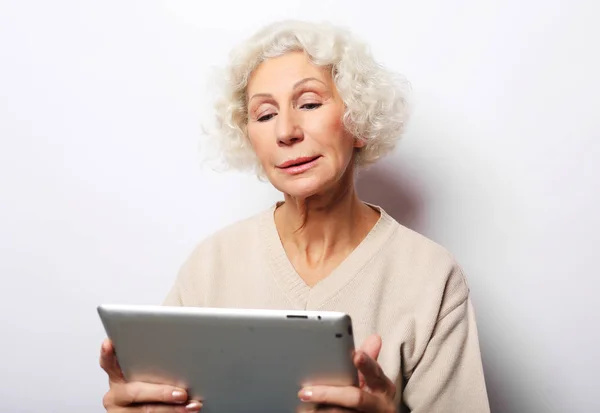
[298,335,397,413]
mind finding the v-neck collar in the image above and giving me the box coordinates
[259,202,398,310]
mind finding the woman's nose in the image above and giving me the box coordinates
[275,109,303,146]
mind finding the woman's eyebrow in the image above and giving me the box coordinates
[248,77,328,102]
[248,93,273,103]
[292,77,327,89]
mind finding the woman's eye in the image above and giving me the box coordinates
[300,103,322,110]
[257,113,276,122]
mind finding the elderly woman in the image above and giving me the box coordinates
[100,20,490,413]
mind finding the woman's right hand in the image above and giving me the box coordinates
[100,339,202,413]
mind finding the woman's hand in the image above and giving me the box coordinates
[99,339,202,413]
[298,335,397,413]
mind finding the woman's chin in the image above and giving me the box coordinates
[274,176,328,200]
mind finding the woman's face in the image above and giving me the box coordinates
[246,51,363,199]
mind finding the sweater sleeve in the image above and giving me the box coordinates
[162,261,188,306]
[162,275,184,306]
[162,244,206,307]
[402,268,490,413]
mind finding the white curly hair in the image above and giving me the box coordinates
[206,20,410,175]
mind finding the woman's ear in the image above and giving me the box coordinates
[353,136,367,149]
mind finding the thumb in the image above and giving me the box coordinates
[357,334,382,390]
[360,334,382,361]
[99,338,125,384]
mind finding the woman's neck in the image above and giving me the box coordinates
[274,178,380,270]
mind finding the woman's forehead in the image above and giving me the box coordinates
[247,52,333,95]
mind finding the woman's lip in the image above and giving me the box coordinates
[276,156,321,175]
[276,156,321,169]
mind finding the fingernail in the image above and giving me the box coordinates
[298,388,313,401]
[172,390,186,401]
[185,401,202,412]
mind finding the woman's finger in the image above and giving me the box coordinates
[298,385,381,412]
[313,406,354,413]
[359,335,382,361]
[354,351,395,396]
[357,335,382,389]
[99,339,125,384]
[108,401,202,413]
[109,381,190,406]
[295,404,352,413]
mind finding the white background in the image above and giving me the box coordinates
[1,1,599,412]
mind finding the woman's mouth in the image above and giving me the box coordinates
[276,156,322,175]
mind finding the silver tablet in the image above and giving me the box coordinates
[98,304,358,413]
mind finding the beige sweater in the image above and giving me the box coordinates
[163,204,490,413]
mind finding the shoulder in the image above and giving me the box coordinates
[186,205,271,262]
[381,207,458,267]
[379,207,470,306]
[164,206,273,306]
